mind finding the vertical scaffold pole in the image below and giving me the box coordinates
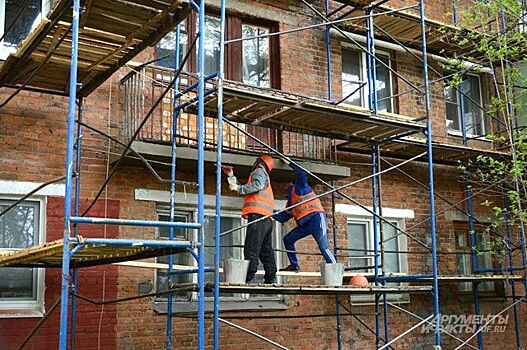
[367,5,381,348]
[419,0,441,348]
[504,195,521,349]
[376,147,390,348]
[196,0,206,348]
[59,0,81,348]
[166,22,182,350]
[213,0,226,348]
[365,8,377,114]
[459,84,483,350]
[325,0,333,100]
[371,144,382,350]
[70,98,83,350]
[331,181,343,350]
[325,1,340,347]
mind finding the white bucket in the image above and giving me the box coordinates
[223,259,250,284]
[320,263,345,286]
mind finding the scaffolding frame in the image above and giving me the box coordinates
[0,0,525,350]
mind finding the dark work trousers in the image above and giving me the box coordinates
[244,213,277,283]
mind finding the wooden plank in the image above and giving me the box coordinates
[113,261,405,278]
[211,283,433,295]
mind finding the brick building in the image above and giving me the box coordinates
[0,0,525,349]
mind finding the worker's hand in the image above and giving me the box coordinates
[287,220,297,230]
[222,166,234,177]
[229,183,239,192]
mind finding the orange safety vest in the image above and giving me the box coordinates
[241,170,274,218]
[288,185,324,221]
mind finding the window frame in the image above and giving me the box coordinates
[0,196,45,317]
[0,0,51,60]
[149,192,287,313]
[341,43,395,113]
[155,11,280,89]
[346,214,409,304]
[444,73,490,138]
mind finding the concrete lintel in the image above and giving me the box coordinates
[126,141,350,180]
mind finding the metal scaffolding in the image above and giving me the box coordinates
[0,0,525,349]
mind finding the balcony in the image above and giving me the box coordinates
[121,65,350,180]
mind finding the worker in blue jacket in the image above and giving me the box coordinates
[273,163,336,271]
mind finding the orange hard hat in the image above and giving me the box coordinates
[349,274,369,287]
[257,154,275,172]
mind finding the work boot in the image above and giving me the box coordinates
[264,278,277,284]
[279,264,300,272]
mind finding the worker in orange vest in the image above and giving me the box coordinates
[224,155,277,284]
[274,163,336,271]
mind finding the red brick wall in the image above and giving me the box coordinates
[0,197,119,350]
[0,0,524,349]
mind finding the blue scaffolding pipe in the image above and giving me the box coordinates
[166,21,182,350]
[331,182,343,350]
[176,88,217,111]
[325,0,333,101]
[366,8,378,114]
[69,216,201,229]
[79,238,195,249]
[419,0,441,346]
[371,144,382,349]
[376,147,390,348]
[172,72,218,101]
[196,0,206,348]
[170,267,215,274]
[504,195,522,349]
[70,97,83,350]
[452,0,458,24]
[381,274,433,282]
[59,0,80,348]
[324,1,341,348]
[213,0,226,348]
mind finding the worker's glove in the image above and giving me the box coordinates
[227,175,237,186]
[229,183,239,192]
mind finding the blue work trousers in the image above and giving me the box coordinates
[283,212,336,268]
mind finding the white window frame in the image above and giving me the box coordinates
[341,43,394,113]
[0,0,51,60]
[0,196,45,317]
[338,204,411,304]
[138,189,288,311]
[445,73,490,138]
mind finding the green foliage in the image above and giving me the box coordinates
[450,0,527,261]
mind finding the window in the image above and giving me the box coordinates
[0,198,44,314]
[155,13,277,88]
[156,20,189,70]
[242,24,270,87]
[156,211,192,299]
[341,46,394,113]
[454,225,503,294]
[347,216,408,303]
[155,206,284,306]
[444,74,490,136]
[0,0,50,59]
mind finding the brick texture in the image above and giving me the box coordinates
[0,0,524,349]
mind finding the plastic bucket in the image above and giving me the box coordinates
[320,263,344,286]
[223,259,250,284]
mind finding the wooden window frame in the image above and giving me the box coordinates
[164,11,280,89]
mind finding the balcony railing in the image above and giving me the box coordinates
[122,65,336,162]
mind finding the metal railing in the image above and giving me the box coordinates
[122,64,336,162]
